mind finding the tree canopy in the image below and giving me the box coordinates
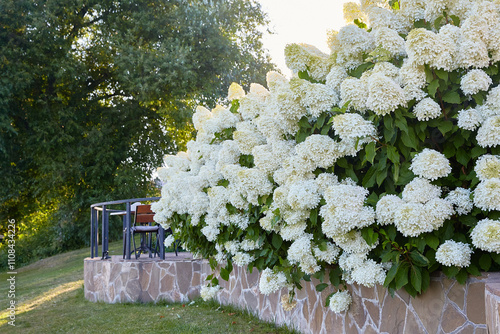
[0,0,274,264]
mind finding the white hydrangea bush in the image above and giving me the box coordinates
[153,0,500,314]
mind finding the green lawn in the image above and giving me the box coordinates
[0,241,298,334]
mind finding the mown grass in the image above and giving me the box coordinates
[0,241,299,334]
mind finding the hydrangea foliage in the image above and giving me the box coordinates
[153,0,500,313]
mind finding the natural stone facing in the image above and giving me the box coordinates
[85,256,500,333]
[84,254,210,303]
[486,283,500,334]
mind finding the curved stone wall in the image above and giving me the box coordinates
[84,256,500,333]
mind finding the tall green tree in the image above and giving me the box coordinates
[0,0,274,264]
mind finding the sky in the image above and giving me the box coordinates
[257,0,351,76]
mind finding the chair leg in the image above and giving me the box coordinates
[148,232,153,258]
[122,228,126,260]
[154,232,159,258]
[132,232,139,259]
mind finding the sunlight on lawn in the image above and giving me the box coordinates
[0,280,83,326]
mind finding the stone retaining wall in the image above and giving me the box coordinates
[84,256,500,333]
[84,254,209,303]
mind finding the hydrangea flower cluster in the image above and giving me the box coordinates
[153,0,500,314]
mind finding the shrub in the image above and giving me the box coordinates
[152,0,500,313]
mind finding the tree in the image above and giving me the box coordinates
[0,0,274,265]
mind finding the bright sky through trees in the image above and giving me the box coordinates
[258,0,350,76]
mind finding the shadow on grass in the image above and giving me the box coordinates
[0,240,301,334]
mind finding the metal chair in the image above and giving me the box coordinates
[131,204,160,258]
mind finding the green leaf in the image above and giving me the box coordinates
[479,254,492,271]
[410,250,430,267]
[384,262,399,286]
[492,253,500,266]
[309,208,318,227]
[401,128,418,149]
[395,263,410,290]
[421,269,431,292]
[220,267,230,281]
[471,146,487,158]
[336,158,348,168]
[456,149,470,166]
[381,250,399,263]
[217,179,229,187]
[395,114,408,134]
[466,264,481,276]
[315,283,329,292]
[321,124,330,136]
[410,265,422,293]
[425,234,440,250]
[349,62,374,78]
[387,146,400,165]
[442,265,460,278]
[438,121,453,136]
[425,65,434,83]
[353,19,367,29]
[427,79,440,98]
[272,233,283,250]
[316,113,327,128]
[376,168,388,187]
[362,166,378,188]
[434,69,448,82]
[230,99,240,113]
[456,268,468,284]
[442,91,461,104]
[450,15,460,26]
[329,266,342,287]
[392,163,400,183]
[365,141,376,164]
[472,92,486,105]
[361,227,379,245]
[298,70,310,80]
[295,129,308,143]
[298,116,312,129]
[434,16,444,30]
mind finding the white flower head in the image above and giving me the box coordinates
[477,116,500,148]
[376,194,404,225]
[457,108,483,131]
[340,77,369,112]
[474,178,500,211]
[436,240,473,268]
[471,218,500,253]
[446,188,473,215]
[332,230,377,254]
[402,177,442,203]
[367,73,406,116]
[412,98,441,121]
[460,70,492,96]
[313,242,341,264]
[232,252,254,267]
[394,202,432,237]
[164,234,175,248]
[332,113,376,141]
[281,292,298,312]
[200,285,220,301]
[259,268,288,295]
[228,82,245,101]
[350,259,387,287]
[329,290,352,313]
[410,149,451,181]
[475,155,500,181]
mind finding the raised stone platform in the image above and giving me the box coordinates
[84,254,210,303]
[84,255,500,333]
